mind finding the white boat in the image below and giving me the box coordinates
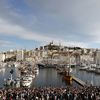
[94,68,100,74]
[21,80,32,87]
[21,77,33,87]
[81,63,87,67]
[91,64,97,68]
[21,73,35,87]
[86,67,95,72]
[79,66,88,70]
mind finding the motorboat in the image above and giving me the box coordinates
[21,80,32,87]
[79,66,88,70]
[86,67,95,72]
[21,76,33,87]
[94,68,100,74]
[21,73,35,87]
[91,64,97,68]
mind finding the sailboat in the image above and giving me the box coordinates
[64,65,73,81]
[63,51,73,81]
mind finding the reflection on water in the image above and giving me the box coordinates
[0,67,100,88]
[32,68,66,87]
[72,68,100,86]
[0,67,19,88]
[33,68,100,87]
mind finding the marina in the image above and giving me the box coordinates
[0,0,100,99]
[79,65,100,74]
[0,62,100,88]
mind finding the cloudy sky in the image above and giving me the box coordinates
[0,0,100,51]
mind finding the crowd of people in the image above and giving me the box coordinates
[0,86,100,100]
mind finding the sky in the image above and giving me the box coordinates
[0,0,100,51]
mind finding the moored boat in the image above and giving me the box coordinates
[86,67,95,72]
[21,72,35,87]
[64,75,72,81]
[94,68,100,74]
[21,79,32,87]
[79,66,88,70]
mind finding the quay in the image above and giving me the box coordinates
[72,76,87,87]
[56,65,87,87]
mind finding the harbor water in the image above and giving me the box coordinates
[0,66,100,88]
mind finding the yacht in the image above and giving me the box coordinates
[86,67,95,72]
[21,73,35,87]
[21,79,32,87]
[79,66,88,70]
[94,68,100,74]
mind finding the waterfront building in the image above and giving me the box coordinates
[33,48,40,57]
[24,50,33,58]
[5,51,16,59]
[16,50,24,61]
[0,52,6,62]
[70,56,76,65]
[0,50,16,62]
[42,49,48,58]
[31,42,97,67]
[95,50,100,65]
[80,54,94,65]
